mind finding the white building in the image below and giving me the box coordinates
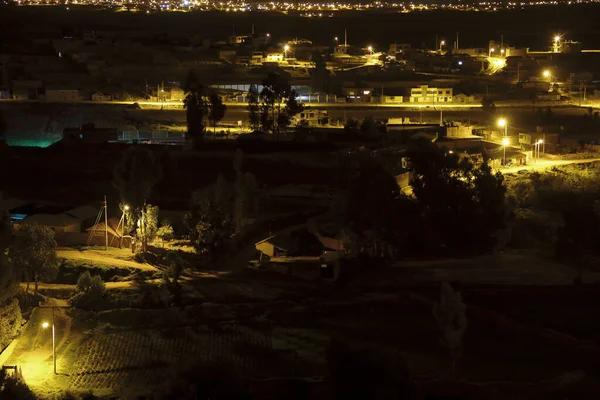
[409,85,453,103]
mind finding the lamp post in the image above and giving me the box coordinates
[367,45,373,55]
[440,40,445,52]
[119,204,129,248]
[502,137,509,167]
[536,139,544,162]
[42,309,56,375]
[284,44,290,59]
[489,47,495,57]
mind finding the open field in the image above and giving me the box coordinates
[8,276,600,398]
[57,247,158,272]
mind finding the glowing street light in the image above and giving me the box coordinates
[367,45,373,54]
[535,139,544,162]
[489,47,495,57]
[440,40,445,52]
[554,35,561,43]
[284,44,290,58]
[42,315,56,374]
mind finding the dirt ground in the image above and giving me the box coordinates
[57,247,158,272]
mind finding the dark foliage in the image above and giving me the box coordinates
[408,138,506,255]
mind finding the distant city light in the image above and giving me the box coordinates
[497,118,507,128]
[458,61,463,66]
[543,70,551,77]
[554,35,561,42]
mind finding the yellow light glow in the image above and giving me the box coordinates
[124,205,130,211]
[490,48,495,52]
[554,35,560,42]
[284,44,290,51]
[497,118,507,128]
[537,139,544,144]
[502,138,510,146]
[440,40,445,45]
[543,70,550,77]
[42,322,49,328]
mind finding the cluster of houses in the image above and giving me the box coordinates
[0,197,128,247]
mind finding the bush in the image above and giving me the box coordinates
[71,272,106,310]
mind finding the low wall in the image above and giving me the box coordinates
[0,320,29,367]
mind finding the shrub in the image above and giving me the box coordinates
[71,272,106,310]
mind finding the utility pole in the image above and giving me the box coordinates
[344,29,347,47]
[456,32,459,50]
[104,195,108,250]
[435,34,438,52]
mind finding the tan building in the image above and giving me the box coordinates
[409,85,453,103]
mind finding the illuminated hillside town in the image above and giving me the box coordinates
[2,2,600,399]
[5,0,600,12]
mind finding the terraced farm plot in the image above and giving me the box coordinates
[69,326,275,392]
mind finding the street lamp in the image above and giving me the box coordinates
[502,137,510,166]
[440,40,445,52]
[367,45,373,54]
[284,44,290,58]
[535,139,544,162]
[554,35,561,43]
[489,47,495,57]
[42,313,56,374]
[497,117,508,137]
[543,69,551,81]
[119,205,129,248]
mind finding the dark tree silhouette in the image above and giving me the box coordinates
[112,146,164,250]
[183,70,208,147]
[247,84,260,131]
[259,73,304,138]
[208,91,227,139]
[408,138,506,255]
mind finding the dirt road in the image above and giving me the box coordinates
[500,158,600,174]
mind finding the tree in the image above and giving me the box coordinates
[10,225,59,295]
[433,282,468,375]
[232,149,259,232]
[408,138,506,255]
[112,147,163,250]
[341,156,403,259]
[481,96,496,115]
[555,196,600,284]
[247,84,260,131]
[194,203,234,261]
[259,73,304,138]
[183,70,208,147]
[208,91,227,139]
[186,175,235,261]
[344,118,359,133]
[0,211,23,354]
[156,219,175,243]
[75,271,105,301]
[138,204,159,244]
[311,52,329,93]
[360,115,379,137]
